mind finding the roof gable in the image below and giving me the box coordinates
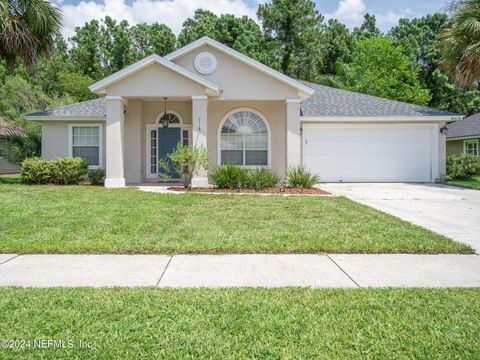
[89,54,220,96]
[165,37,314,99]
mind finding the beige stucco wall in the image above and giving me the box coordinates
[106,63,207,97]
[130,99,287,181]
[41,121,106,167]
[207,100,287,176]
[173,46,299,100]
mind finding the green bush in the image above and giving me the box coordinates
[50,158,88,185]
[246,168,280,189]
[210,164,249,189]
[20,157,51,184]
[88,168,105,185]
[287,165,320,189]
[447,154,480,180]
[20,157,88,185]
[159,144,208,189]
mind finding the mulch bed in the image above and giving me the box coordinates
[167,187,331,195]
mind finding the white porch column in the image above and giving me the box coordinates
[286,98,302,171]
[191,95,209,187]
[105,96,126,188]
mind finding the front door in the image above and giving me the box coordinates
[158,127,181,179]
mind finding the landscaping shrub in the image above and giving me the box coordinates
[159,144,208,189]
[50,158,88,185]
[210,164,248,189]
[245,168,280,189]
[88,168,105,185]
[21,157,88,185]
[287,165,320,189]
[20,157,51,184]
[446,154,480,180]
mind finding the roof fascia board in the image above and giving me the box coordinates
[26,116,106,121]
[89,54,220,95]
[447,135,480,141]
[301,116,462,122]
[165,37,314,97]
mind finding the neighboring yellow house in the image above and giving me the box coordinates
[447,114,480,157]
[26,37,461,187]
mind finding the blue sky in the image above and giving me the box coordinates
[53,0,451,40]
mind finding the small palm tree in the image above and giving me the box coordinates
[4,128,41,164]
[0,0,62,69]
[438,0,480,86]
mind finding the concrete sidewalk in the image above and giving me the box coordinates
[1,254,479,288]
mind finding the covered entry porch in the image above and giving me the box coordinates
[105,95,209,188]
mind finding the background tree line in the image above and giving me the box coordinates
[1,0,479,133]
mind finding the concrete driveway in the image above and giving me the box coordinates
[321,183,480,253]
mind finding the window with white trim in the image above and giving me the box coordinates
[464,139,478,156]
[72,126,100,166]
[220,110,268,166]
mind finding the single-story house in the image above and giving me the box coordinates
[446,113,480,156]
[26,36,461,187]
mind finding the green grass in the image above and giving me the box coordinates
[0,288,478,359]
[446,175,480,190]
[0,183,472,254]
[0,174,21,185]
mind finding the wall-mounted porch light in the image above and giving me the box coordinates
[440,125,448,135]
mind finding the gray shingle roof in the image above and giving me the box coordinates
[27,83,457,119]
[27,98,106,118]
[447,113,480,139]
[300,81,457,117]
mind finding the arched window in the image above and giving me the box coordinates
[220,110,269,166]
[158,112,181,125]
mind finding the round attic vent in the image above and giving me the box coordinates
[194,52,217,75]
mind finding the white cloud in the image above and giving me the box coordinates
[326,1,420,31]
[326,0,366,28]
[58,0,258,40]
[376,9,417,31]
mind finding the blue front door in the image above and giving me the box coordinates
[158,127,181,178]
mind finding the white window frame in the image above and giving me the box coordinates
[68,124,103,169]
[145,111,192,180]
[464,139,479,156]
[217,108,272,168]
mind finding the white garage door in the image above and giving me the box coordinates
[303,124,434,182]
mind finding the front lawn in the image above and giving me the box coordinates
[446,175,480,190]
[0,183,472,254]
[0,288,478,359]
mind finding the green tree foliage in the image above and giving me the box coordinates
[320,19,354,75]
[352,13,381,41]
[0,0,62,69]
[69,20,105,80]
[177,10,263,62]
[257,0,323,78]
[70,17,177,79]
[0,73,50,124]
[438,0,480,87]
[130,23,175,60]
[101,17,132,74]
[341,37,431,106]
[390,13,480,114]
